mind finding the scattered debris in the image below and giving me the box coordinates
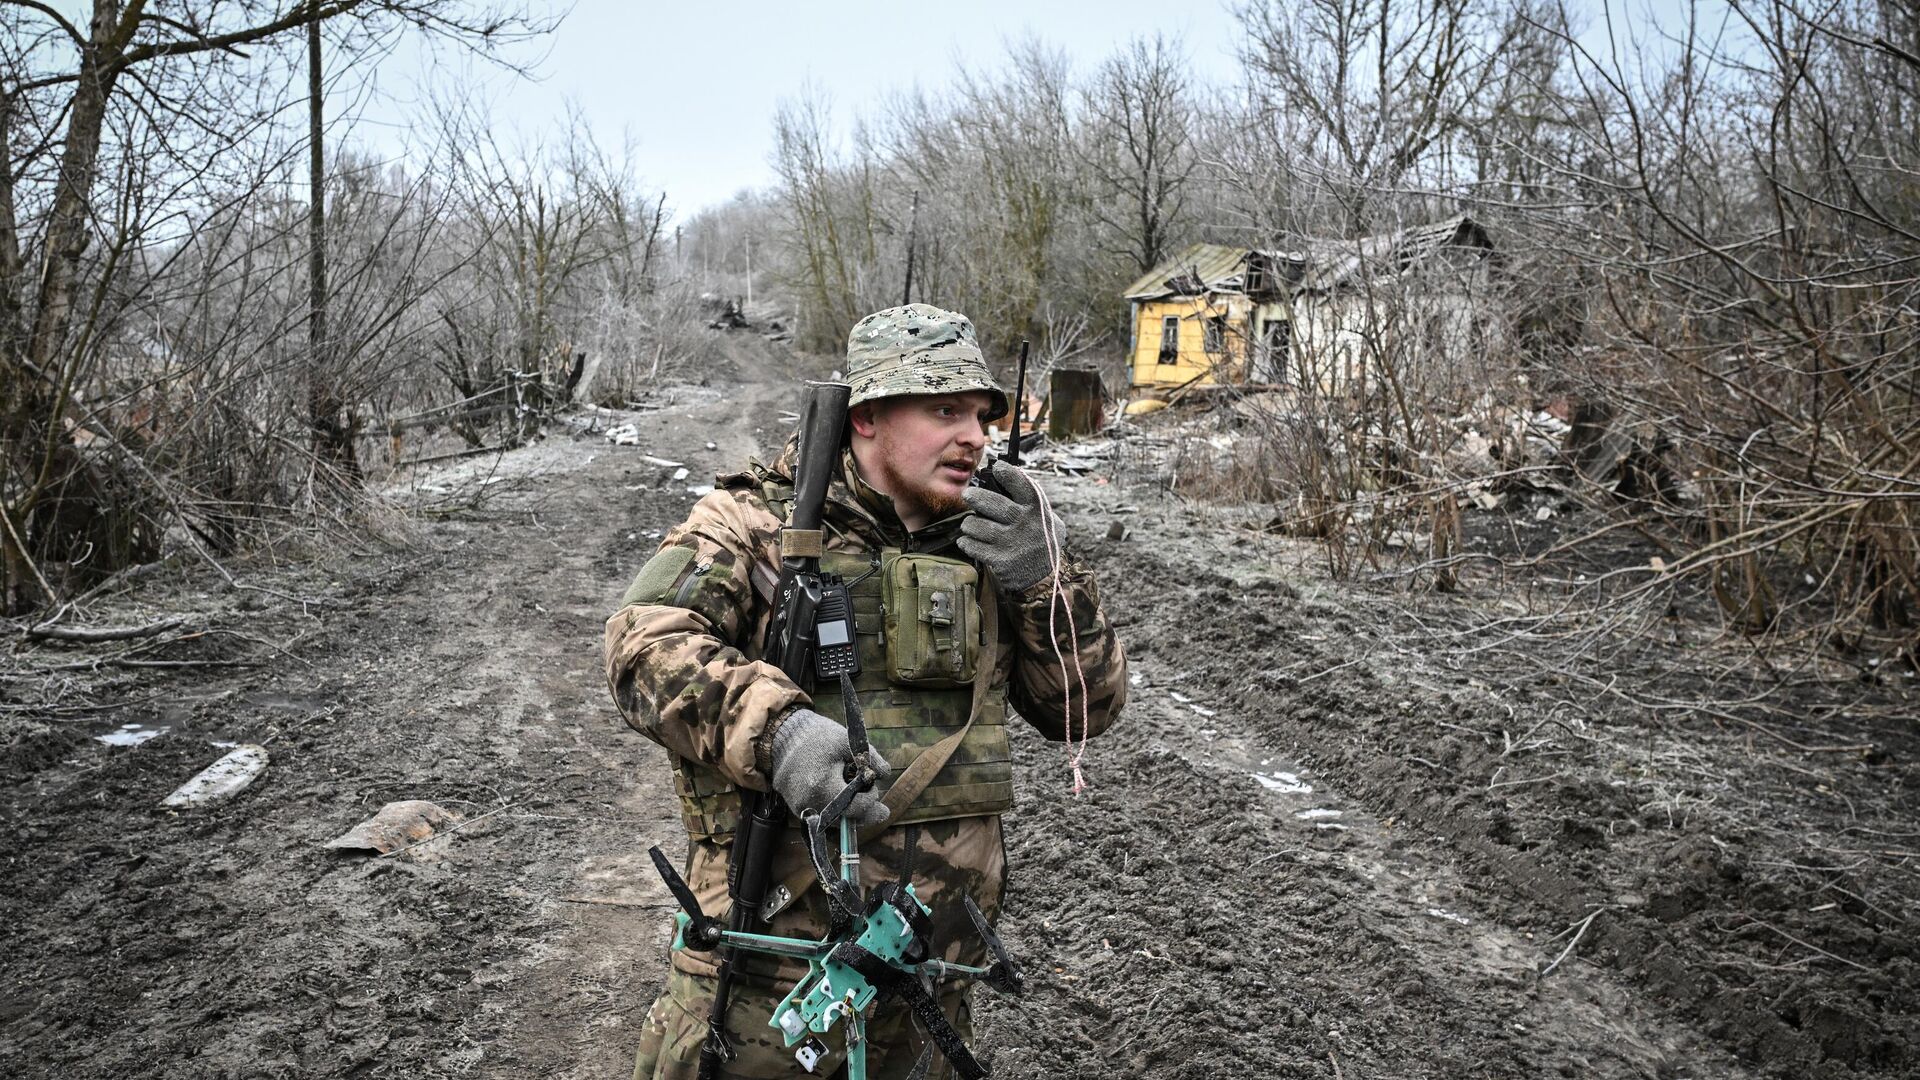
[604,424,641,446]
[1296,807,1343,820]
[1106,521,1129,541]
[671,467,690,482]
[326,800,466,857]
[1426,908,1472,925]
[702,295,751,330]
[642,455,685,469]
[161,745,269,808]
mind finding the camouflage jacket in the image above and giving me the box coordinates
[602,441,1127,985]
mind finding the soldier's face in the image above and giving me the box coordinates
[852,391,995,528]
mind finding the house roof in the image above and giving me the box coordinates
[1122,243,1249,300]
[1281,214,1492,294]
[1124,215,1493,301]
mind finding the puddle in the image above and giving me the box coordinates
[243,691,330,715]
[1251,771,1313,795]
[95,723,169,747]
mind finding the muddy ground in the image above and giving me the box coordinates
[3,357,1914,1079]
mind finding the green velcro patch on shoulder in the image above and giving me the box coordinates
[620,546,697,609]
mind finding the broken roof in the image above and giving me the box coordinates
[1283,215,1492,294]
[1122,243,1249,300]
[1124,215,1493,301]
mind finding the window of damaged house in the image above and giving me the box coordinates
[1204,315,1226,355]
[1262,319,1292,383]
[1245,256,1268,295]
[1159,315,1179,363]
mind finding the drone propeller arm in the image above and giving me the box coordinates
[649,845,723,950]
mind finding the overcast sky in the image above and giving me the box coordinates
[354,0,1247,215]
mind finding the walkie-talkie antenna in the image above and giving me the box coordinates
[1007,339,1030,466]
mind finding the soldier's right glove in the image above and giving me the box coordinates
[959,459,1064,593]
[768,709,893,826]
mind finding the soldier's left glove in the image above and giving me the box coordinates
[959,459,1064,593]
[769,709,893,825]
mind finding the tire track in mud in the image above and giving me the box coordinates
[994,473,1910,1079]
[973,609,1746,1079]
[494,377,802,1079]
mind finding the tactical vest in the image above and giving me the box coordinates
[670,479,1014,841]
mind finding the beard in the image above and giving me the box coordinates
[918,483,972,520]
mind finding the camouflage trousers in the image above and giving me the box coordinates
[633,967,974,1080]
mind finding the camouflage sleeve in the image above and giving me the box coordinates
[1003,560,1127,741]
[602,488,802,791]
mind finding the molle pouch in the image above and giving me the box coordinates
[881,552,981,688]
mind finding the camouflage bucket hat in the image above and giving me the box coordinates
[845,303,1008,420]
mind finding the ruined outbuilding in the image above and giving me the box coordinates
[1124,215,1504,396]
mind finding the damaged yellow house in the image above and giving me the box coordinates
[1124,215,1501,395]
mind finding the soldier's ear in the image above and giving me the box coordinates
[849,402,878,440]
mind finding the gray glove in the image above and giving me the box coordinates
[768,709,892,826]
[958,459,1064,592]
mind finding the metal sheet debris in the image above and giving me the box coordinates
[161,745,269,808]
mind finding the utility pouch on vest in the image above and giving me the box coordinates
[881,551,980,687]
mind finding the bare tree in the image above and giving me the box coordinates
[1235,0,1522,229]
[1077,33,1198,275]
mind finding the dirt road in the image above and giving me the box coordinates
[4,368,1912,1078]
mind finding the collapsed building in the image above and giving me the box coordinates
[1123,215,1505,398]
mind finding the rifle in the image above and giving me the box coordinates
[696,379,851,1080]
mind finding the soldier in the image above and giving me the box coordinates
[605,303,1128,1079]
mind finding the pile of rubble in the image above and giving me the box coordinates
[1056,388,1691,514]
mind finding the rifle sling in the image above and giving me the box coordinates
[763,582,999,920]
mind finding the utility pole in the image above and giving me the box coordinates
[902,189,919,306]
[745,233,753,308]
